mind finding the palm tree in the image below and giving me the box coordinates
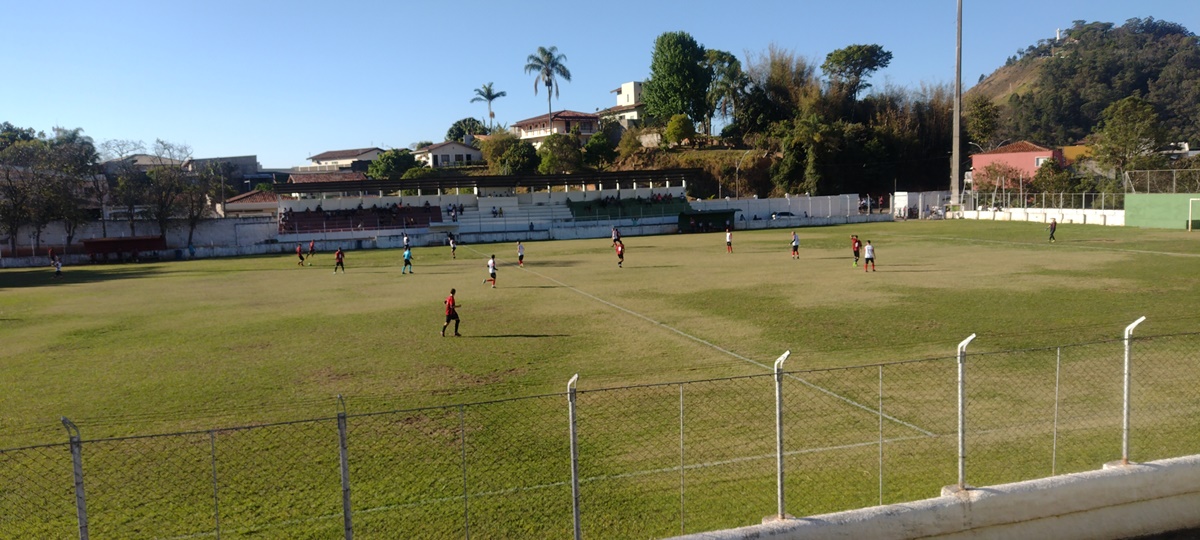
[470,82,507,131]
[524,46,572,135]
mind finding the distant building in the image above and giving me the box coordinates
[510,110,599,148]
[297,147,383,173]
[101,154,186,175]
[221,189,291,218]
[413,141,483,168]
[970,141,1065,179]
[597,81,646,137]
[184,155,260,178]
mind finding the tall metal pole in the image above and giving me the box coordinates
[1122,316,1146,465]
[951,0,963,207]
[568,374,582,540]
[956,334,976,490]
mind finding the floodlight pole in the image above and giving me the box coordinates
[1122,316,1146,465]
[956,333,976,489]
[950,0,963,207]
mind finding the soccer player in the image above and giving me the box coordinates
[333,247,345,273]
[863,240,876,272]
[850,235,861,267]
[791,231,800,259]
[484,255,497,287]
[296,243,306,266]
[402,247,413,274]
[615,241,624,268]
[403,233,410,250]
[611,226,621,246]
[517,242,525,267]
[449,237,457,259]
[53,257,63,279]
[307,239,316,264]
[1047,218,1057,243]
[725,228,733,254]
[442,288,461,337]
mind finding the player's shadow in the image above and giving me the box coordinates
[0,266,160,290]
[512,285,558,289]
[466,334,569,339]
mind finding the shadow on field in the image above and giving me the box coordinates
[522,260,582,268]
[511,285,559,289]
[466,334,568,339]
[0,266,159,290]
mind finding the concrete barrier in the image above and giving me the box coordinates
[667,454,1200,540]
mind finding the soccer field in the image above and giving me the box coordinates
[4,220,1200,537]
[3,219,1199,447]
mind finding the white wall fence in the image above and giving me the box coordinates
[670,454,1200,540]
[962,208,1125,226]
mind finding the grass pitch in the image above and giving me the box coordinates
[2,220,1199,538]
[2,220,1199,445]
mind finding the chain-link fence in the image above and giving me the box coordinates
[1124,169,1200,194]
[3,328,1198,539]
[965,191,1125,210]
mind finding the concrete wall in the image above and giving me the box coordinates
[692,195,874,220]
[668,454,1200,540]
[1125,193,1200,230]
[961,208,1125,226]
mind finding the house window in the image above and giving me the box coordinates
[455,154,464,162]
[441,154,450,166]
[1035,157,1049,167]
[581,122,593,132]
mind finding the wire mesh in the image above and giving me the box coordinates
[2,332,1199,537]
[0,443,75,539]
[82,432,214,538]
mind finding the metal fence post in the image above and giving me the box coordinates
[678,383,685,536]
[1122,316,1147,465]
[337,395,353,539]
[568,374,582,540]
[210,430,221,539]
[61,417,88,540]
[773,351,790,521]
[956,334,976,490]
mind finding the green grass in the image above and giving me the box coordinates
[2,220,1200,538]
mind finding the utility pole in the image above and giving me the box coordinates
[951,0,963,207]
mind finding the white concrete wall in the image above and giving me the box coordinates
[667,454,1200,540]
[692,195,869,220]
[962,208,1125,226]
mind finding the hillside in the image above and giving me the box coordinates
[965,18,1200,147]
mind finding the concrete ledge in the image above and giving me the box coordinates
[667,454,1200,540]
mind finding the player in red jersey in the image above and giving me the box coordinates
[306,240,316,264]
[850,235,861,267]
[296,243,305,266]
[333,247,345,273]
[442,288,461,337]
[615,241,624,268]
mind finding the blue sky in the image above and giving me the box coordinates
[3,0,1195,169]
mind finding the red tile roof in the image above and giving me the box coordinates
[226,190,290,204]
[512,110,600,127]
[287,172,368,183]
[308,148,383,161]
[981,141,1052,155]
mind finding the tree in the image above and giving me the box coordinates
[821,44,893,99]
[470,82,507,130]
[0,142,37,254]
[1030,159,1076,193]
[617,127,643,160]
[583,131,616,169]
[401,166,438,180]
[180,163,227,246]
[0,139,60,251]
[102,139,148,236]
[524,46,572,124]
[704,49,745,135]
[144,139,192,237]
[1089,96,1169,178]
[480,131,538,175]
[410,141,434,151]
[536,133,582,174]
[48,128,99,246]
[972,162,1024,192]
[446,117,488,143]
[0,122,39,154]
[643,31,711,125]
[664,114,696,145]
[964,94,1001,151]
[368,149,418,180]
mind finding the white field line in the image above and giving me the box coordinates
[161,434,934,539]
[463,245,934,437]
[889,234,1200,258]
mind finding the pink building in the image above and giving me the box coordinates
[971,141,1065,180]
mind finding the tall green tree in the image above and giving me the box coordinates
[524,46,572,125]
[536,133,582,174]
[445,117,488,143]
[703,49,745,136]
[368,149,418,180]
[144,139,191,237]
[47,128,98,247]
[0,122,39,154]
[1089,96,1169,178]
[821,44,893,99]
[480,131,538,175]
[964,95,1001,151]
[643,31,711,125]
[582,131,616,169]
[470,82,507,130]
[103,139,148,236]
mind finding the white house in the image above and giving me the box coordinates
[413,141,483,168]
[598,81,645,125]
[510,110,599,148]
[300,147,384,172]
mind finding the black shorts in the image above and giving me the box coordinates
[853,249,860,257]
[791,244,799,252]
[518,255,524,262]
[445,313,459,323]
[489,271,496,279]
[865,256,875,263]
[726,241,731,247]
